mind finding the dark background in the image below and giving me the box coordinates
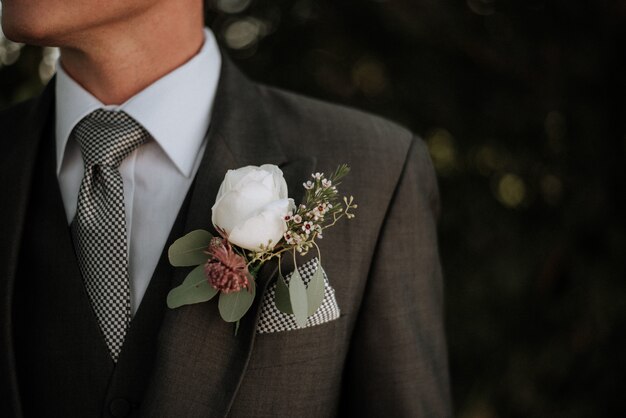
[2,0,624,416]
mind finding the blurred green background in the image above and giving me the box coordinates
[2,0,625,416]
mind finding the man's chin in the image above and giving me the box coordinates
[1,16,59,46]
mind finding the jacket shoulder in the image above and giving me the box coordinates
[257,85,415,163]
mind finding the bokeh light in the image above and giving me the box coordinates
[223,17,267,50]
[496,173,526,208]
[39,47,59,83]
[426,128,458,175]
[215,0,252,14]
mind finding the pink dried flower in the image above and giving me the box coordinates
[204,240,250,293]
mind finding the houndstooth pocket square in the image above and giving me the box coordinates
[256,257,340,334]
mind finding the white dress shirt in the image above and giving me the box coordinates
[55,28,221,315]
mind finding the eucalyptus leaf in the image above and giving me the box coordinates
[306,265,325,316]
[167,264,218,309]
[168,229,213,267]
[275,272,293,314]
[289,270,308,328]
[218,279,256,322]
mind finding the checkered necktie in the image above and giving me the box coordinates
[70,109,149,362]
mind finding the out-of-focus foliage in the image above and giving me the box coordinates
[2,0,625,416]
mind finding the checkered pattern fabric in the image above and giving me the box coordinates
[257,257,341,334]
[70,109,149,362]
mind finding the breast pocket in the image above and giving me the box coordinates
[256,257,341,334]
[250,313,349,369]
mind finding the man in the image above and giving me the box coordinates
[0,0,451,416]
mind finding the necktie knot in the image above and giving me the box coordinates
[73,109,149,168]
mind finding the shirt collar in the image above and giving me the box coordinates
[55,28,221,178]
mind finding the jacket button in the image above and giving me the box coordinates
[109,398,131,417]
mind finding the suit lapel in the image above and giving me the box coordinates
[0,83,55,418]
[141,57,316,416]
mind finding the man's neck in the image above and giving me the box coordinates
[59,3,204,105]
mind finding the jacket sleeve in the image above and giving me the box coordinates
[339,136,452,417]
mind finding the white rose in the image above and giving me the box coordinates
[211,164,294,251]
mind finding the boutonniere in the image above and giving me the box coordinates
[166,163,357,330]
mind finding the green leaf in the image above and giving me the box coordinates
[289,270,308,328]
[275,272,293,314]
[167,265,218,309]
[306,265,325,316]
[218,278,256,323]
[168,229,213,267]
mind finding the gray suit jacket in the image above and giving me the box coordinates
[0,57,451,417]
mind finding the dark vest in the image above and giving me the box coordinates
[13,117,190,418]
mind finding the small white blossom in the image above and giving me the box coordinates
[311,202,330,220]
[302,221,314,235]
[285,231,305,245]
[284,231,296,245]
[293,214,303,224]
[312,172,324,180]
[303,180,314,190]
[322,179,332,189]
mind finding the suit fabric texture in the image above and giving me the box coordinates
[0,57,452,417]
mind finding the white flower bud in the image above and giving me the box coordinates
[212,164,295,251]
